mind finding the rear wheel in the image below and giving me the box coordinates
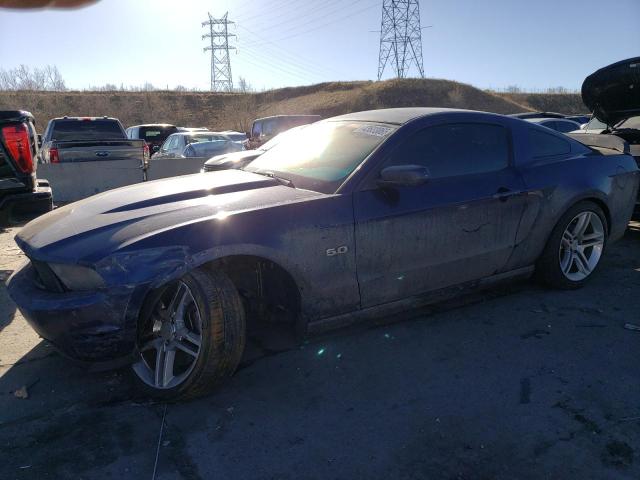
[132,267,245,401]
[536,201,607,289]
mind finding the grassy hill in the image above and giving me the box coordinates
[0,78,586,132]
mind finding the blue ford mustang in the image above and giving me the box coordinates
[7,108,639,400]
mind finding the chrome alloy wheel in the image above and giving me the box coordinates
[559,211,605,282]
[133,281,203,389]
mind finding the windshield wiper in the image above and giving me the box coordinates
[259,171,295,188]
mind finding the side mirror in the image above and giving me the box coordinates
[377,165,430,188]
[152,145,160,153]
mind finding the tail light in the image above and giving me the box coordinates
[49,147,60,163]
[143,142,150,160]
[1,123,34,173]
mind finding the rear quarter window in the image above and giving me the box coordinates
[529,128,571,158]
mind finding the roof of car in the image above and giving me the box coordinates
[0,110,35,123]
[526,117,578,124]
[53,116,118,121]
[129,124,176,128]
[328,107,492,125]
[173,131,225,137]
[253,114,321,122]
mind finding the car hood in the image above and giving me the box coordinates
[204,149,263,167]
[16,170,322,262]
[582,57,640,126]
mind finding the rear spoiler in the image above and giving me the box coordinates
[567,133,630,155]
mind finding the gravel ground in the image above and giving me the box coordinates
[1,222,639,480]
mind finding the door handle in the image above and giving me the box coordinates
[492,187,522,201]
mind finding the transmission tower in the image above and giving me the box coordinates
[202,12,236,92]
[377,0,425,80]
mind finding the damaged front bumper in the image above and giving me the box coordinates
[7,261,144,369]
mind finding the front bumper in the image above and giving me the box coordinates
[7,262,142,367]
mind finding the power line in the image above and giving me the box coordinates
[236,47,315,83]
[238,44,327,81]
[202,12,236,91]
[244,2,380,46]
[377,0,425,80]
[236,0,350,34]
[257,0,368,34]
[237,25,343,78]
[233,0,305,25]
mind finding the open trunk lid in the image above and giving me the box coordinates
[582,57,640,126]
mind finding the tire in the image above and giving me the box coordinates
[131,267,246,401]
[536,201,608,289]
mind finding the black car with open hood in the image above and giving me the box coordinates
[582,56,640,126]
[573,57,640,215]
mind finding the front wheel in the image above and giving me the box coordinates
[536,201,607,289]
[132,267,245,401]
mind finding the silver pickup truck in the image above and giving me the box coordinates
[39,116,149,167]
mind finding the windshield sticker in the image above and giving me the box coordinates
[354,125,394,138]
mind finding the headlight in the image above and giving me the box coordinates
[49,263,105,291]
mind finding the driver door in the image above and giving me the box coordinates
[353,121,528,308]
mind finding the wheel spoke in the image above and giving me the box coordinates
[561,251,573,274]
[172,339,199,357]
[561,230,573,248]
[154,345,175,388]
[573,251,590,275]
[182,330,202,347]
[572,212,591,239]
[580,232,604,248]
[140,337,162,353]
[167,283,188,315]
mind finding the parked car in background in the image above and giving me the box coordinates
[565,114,591,125]
[217,130,247,147]
[509,111,566,120]
[8,107,639,400]
[183,140,242,158]
[0,110,52,224]
[525,117,582,133]
[245,114,320,149]
[153,132,234,159]
[39,117,149,165]
[203,125,305,172]
[177,127,209,133]
[126,124,178,155]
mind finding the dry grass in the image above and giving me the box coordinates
[0,79,586,132]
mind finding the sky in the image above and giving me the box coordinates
[0,0,638,92]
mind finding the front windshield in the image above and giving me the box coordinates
[245,121,397,193]
[258,126,305,152]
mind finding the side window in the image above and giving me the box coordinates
[161,135,174,151]
[262,119,277,137]
[387,123,510,178]
[529,128,571,158]
[252,121,262,138]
